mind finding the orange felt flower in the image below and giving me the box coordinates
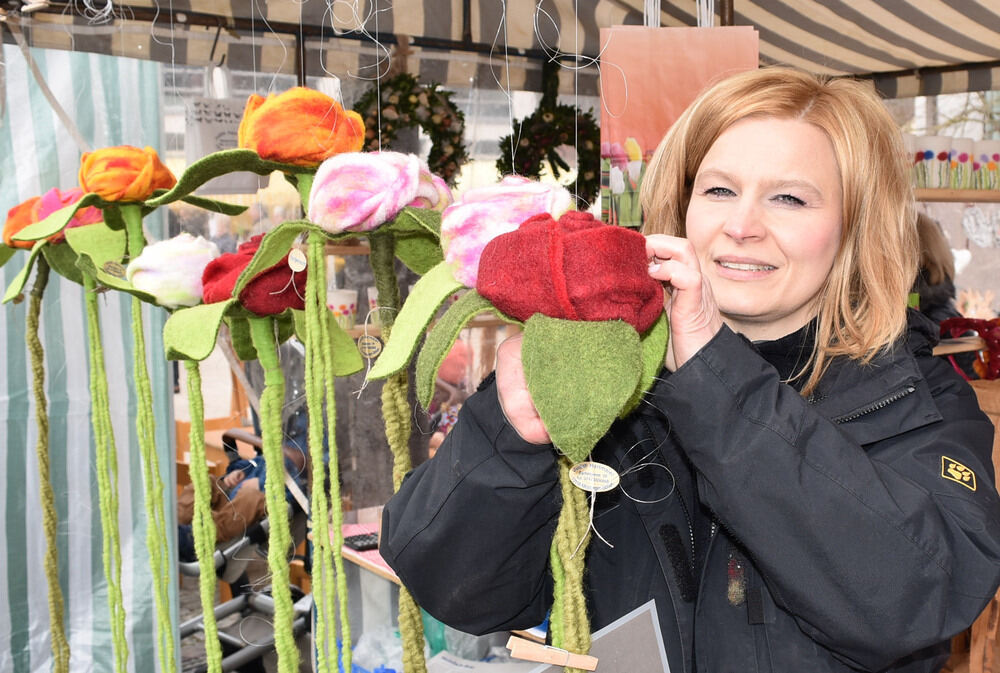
[79,145,176,202]
[238,87,365,167]
[3,196,42,249]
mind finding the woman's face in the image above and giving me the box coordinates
[684,117,844,341]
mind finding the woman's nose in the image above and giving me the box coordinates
[722,199,765,241]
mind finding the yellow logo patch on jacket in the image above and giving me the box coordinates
[942,456,977,491]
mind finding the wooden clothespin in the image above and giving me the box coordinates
[506,635,599,671]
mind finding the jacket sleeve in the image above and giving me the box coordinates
[656,326,1000,671]
[380,374,562,635]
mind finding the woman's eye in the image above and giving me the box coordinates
[773,193,806,206]
[702,186,735,197]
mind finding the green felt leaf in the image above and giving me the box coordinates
[390,207,442,237]
[2,241,46,304]
[522,315,642,463]
[227,316,258,362]
[41,243,84,286]
[64,222,126,267]
[291,308,364,376]
[275,310,296,345]
[11,193,101,242]
[145,149,308,208]
[368,261,464,381]
[0,244,16,270]
[164,300,235,361]
[66,221,157,301]
[180,195,248,216]
[103,205,126,231]
[327,313,365,376]
[232,219,318,297]
[620,312,669,418]
[394,231,444,275]
[75,253,158,303]
[292,309,307,342]
[416,290,513,409]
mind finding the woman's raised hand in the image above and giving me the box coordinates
[645,234,724,370]
[495,332,551,445]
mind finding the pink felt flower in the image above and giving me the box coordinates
[439,176,573,287]
[41,187,103,243]
[408,172,453,212]
[308,151,450,233]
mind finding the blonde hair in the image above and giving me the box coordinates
[640,66,918,395]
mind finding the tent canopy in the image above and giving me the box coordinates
[2,0,999,98]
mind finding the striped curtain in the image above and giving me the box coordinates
[0,45,176,673]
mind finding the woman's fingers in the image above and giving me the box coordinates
[495,334,551,445]
[645,234,724,368]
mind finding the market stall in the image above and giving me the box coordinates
[2,2,1000,673]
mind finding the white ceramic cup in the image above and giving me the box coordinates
[974,139,1000,190]
[950,137,975,189]
[915,135,953,189]
[327,288,359,330]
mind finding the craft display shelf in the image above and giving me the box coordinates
[915,189,1000,203]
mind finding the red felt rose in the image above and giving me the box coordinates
[476,211,663,332]
[201,234,306,316]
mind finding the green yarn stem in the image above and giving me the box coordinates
[183,360,224,673]
[84,275,129,673]
[317,257,352,673]
[27,259,71,673]
[306,238,354,669]
[248,317,299,673]
[369,231,426,673]
[549,457,592,673]
[305,233,337,673]
[124,205,177,673]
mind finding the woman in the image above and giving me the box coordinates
[380,68,1000,672]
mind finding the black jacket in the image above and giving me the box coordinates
[381,312,1000,672]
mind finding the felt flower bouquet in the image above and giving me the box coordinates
[0,142,253,673]
[368,191,668,667]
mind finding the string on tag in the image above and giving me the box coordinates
[572,486,613,558]
[618,436,676,505]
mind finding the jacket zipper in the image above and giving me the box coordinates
[640,416,697,570]
[832,384,916,423]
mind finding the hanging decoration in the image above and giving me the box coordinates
[353,72,469,186]
[497,60,601,207]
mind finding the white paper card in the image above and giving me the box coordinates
[525,600,671,673]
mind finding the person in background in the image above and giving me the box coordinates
[913,212,962,324]
[913,212,979,379]
[379,67,1000,673]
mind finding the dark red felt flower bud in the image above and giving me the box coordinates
[202,234,306,316]
[476,211,663,332]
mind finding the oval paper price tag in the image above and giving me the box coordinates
[288,248,307,272]
[569,461,620,493]
[357,334,383,359]
[102,261,127,278]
